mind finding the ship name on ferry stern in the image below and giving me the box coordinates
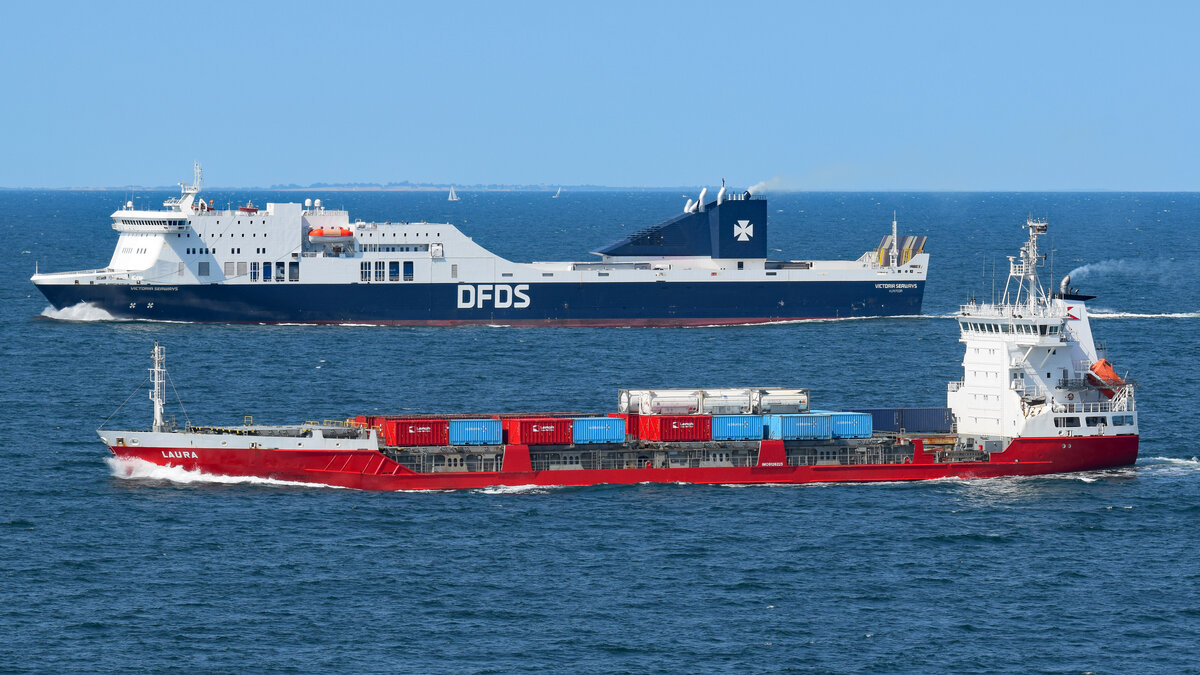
[457,284,531,309]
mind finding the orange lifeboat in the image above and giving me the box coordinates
[1086,359,1125,399]
[307,227,354,244]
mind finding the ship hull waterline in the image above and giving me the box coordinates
[108,435,1138,491]
[39,279,924,325]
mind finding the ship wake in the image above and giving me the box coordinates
[41,302,123,322]
[106,457,344,490]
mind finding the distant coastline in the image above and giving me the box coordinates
[0,184,688,192]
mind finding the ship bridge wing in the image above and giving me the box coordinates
[593,194,768,259]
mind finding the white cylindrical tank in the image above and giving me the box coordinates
[700,388,753,414]
[755,388,810,414]
[639,390,702,416]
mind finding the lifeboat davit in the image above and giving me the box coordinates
[307,227,354,244]
[1086,359,1126,399]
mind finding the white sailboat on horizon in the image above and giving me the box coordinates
[552,187,561,199]
[448,186,460,201]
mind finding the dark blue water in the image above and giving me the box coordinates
[2,190,1198,672]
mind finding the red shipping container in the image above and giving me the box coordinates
[383,418,449,447]
[608,412,639,434]
[637,415,711,442]
[502,417,573,445]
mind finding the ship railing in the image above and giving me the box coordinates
[1051,397,1134,414]
[959,302,1066,319]
[947,380,964,393]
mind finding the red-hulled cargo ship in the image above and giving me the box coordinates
[102,220,1139,490]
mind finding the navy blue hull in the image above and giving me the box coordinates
[36,280,925,326]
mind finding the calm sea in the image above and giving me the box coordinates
[1,190,1197,672]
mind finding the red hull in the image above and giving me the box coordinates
[109,436,1139,491]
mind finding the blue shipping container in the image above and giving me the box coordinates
[900,408,954,433]
[767,414,833,440]
[851,408,903,432]
[572,417,626,444]
[829,412,873,439]
[448,419,503,445]
[712,415,764,441]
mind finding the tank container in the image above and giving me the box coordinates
[448,419,503,445]
[637,415,712,442]
[711,415,764,441]
[618,389,652,414]
[767,414,833,440]
[639,390,702,416]
[754,388,810,414]
[573,417,627,444]
[701,389,754,415]
[502,417,573,445]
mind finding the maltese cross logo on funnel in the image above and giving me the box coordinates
[734,220,754,242]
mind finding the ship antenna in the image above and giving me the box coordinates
[150,342,167,432]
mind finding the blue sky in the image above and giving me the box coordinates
[1,1,1196,189]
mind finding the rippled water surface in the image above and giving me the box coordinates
[2,190,1198,672]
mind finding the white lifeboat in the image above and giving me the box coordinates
[307,227,354,244]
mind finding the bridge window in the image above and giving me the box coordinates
[403,260,414,281]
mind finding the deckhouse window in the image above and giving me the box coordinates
[1053,417,1081,428]
[360,262,370,281]
[389,261,400,281]
[1085,416,1107,427]
[251,262,260,281]
[403,261,414,281]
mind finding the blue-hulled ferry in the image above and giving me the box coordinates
[33,165,928,326]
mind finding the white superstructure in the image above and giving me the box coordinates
[948,219,1137,450]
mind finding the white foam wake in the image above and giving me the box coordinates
[475,483,564,494]
[41,302,122,322]
[1088,311,1200,319]
[106,456,342,489]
